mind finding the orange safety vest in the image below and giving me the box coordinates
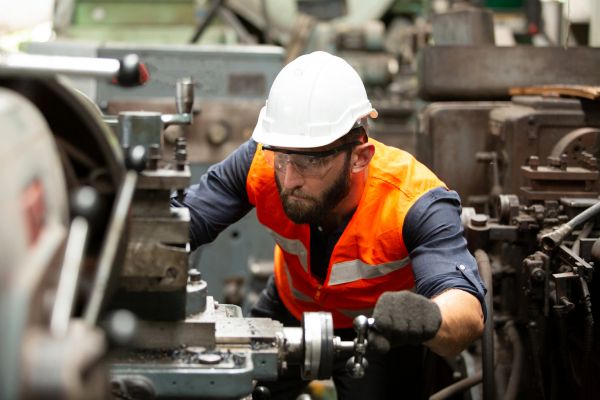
[246,138,446,328]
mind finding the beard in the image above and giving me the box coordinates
[275,155,352,225]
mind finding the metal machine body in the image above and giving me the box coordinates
[101,76,369,398]
[0,52,375,398]
[418,44,600,399]
[24,42,284,311]
[0,60,128,399]
[416,7,600,396]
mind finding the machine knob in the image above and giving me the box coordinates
[125,145,147,172]
[252,385,271,400]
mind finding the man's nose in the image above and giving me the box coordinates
[281,162,304,189]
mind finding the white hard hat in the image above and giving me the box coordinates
[252,51,377,149]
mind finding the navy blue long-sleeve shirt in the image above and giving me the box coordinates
[172,139,486,312]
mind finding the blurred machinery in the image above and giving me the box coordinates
[417,6,600,399]
[24,0,431,309]
[5,1,600,399]
[0,51,377,399]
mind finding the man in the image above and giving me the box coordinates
[173,51,485,399]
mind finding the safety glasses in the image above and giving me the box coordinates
[262,141,361,177]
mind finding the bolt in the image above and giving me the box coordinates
[547,155,561,168]
[189,268,202,282]
[528,155,539,170]
[560,153,568,170]
[148,144,160,170]
[175,137,187,151]
[531,267,545,282]
[175,148,187,171]
[470,214,489,228]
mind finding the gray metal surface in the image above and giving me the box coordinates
[112,352,255,399]
[97,44,283,104]
[24,41,284,114]
[418,46,600,100]
[489,96,599,196]
[432,7,495,45]
[118,111,163,149]
[418,101,511,202]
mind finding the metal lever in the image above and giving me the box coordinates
[50,187,101,337]
[84,146,147,326]
[103,77,195,128]
[345,315,374,379]
[161,77,195,127]
[0,52,148,87]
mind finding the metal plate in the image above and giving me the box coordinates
[418,46,600,100]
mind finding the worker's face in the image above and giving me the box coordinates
[271,144,353,224]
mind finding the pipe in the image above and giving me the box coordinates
[429,371,483,400]
[541,201,600,251]
[189,0,226,44]
[503,321,523,400]
[430,249,494,400]
[474,249,495,400]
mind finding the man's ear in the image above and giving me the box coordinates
[351,143,375,173]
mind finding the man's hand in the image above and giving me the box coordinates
[368,291,442,353]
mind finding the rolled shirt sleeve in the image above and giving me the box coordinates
[403,187,487,317]
[171,139,257,250]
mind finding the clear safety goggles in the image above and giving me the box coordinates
[262,141,361,177]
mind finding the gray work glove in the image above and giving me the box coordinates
[368,291,442,353]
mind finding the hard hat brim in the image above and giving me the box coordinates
[252,106,377,149]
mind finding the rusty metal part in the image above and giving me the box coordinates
[550,127,600,161]
[107,99,262,165]
[509,85,600,100]
[418,46,600,100]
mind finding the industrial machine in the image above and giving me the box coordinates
[460,111,600,399]
[4,2,600,399]
[0,51,377,400]
[417,8,600,397]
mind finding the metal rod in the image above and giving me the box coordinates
[0,53,120,79]
[161,113,193,127]
[541,200,600,251]
[217,7,257,44]
[84,171,138,326]
[190,0,226,43]
[429,371,483,400]
[50,217,89,337]
[474,249,495,400]
[504,321,523,400]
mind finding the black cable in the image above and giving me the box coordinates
[503,321,523,400]
[475,249,495,400]
[189,0,226,44]
[541,200,600,251]
[429,371,483,400]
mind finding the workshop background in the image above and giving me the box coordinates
[1,1,600,399]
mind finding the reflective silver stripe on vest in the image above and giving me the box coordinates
[269,230,308,271]
[284,261,314,303]
[328,257,411,286]
[339,307,374,320]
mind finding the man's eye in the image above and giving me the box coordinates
[306,157,321,166]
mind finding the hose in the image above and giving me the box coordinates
[429,371,483,400]
[475,249,495,400]
[503,321,523,400]
[541,200,600,251]
[429,250,494,400]
[189,0,226,44]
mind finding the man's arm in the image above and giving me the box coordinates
[426,288,484,356]
[171,139,257,250]
[405,187,485,356]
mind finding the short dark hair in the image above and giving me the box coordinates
[341,125,368,145]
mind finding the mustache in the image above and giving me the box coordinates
[280,188,315,201]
